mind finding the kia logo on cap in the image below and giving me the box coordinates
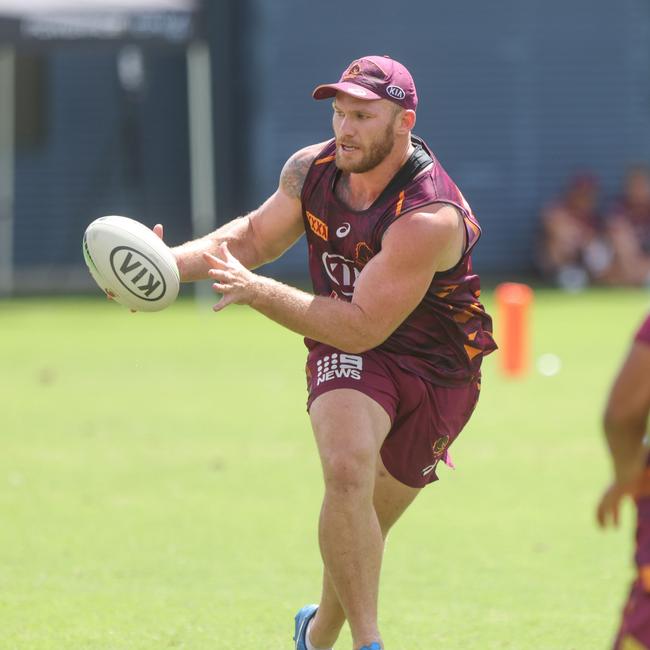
[386,85,406,100]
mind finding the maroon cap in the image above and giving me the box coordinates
[313,55,418,111]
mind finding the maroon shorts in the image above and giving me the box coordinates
[613,578,650,649]
[613,495,650,649]
[305,343,481,488]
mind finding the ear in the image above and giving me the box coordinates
[402,109,416,131]
[395,108,416,134]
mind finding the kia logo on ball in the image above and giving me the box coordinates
[109,246,166,301]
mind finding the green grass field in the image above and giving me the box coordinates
[1,288,649,649]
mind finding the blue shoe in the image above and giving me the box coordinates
[293,603,318,650]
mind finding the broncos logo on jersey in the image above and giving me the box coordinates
[322,253,360,297]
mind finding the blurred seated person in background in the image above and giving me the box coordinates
[538,173,611,290]
[603,165,650,287]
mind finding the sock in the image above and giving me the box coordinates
[305,619,333,650]
[358,644,382,650]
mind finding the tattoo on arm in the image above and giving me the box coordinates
[280,148,317,199]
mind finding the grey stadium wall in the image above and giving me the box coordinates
[11,0,650,288]
[13,49,192,282]
[243,0,650,278]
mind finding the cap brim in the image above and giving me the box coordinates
[312,82,383,101]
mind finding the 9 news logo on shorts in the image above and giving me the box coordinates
[316,353,363,385]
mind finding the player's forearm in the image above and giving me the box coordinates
[249,277,377,353]
[604,417,648,483]
[173,216,262,282]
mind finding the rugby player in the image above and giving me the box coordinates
[160,55,496,650]
[598,313,650,649]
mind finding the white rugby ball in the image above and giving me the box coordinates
[83,215,180,312]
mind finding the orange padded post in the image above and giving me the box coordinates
[494,282,533,377]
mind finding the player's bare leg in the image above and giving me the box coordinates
[308,389,419,649]
[308,459,420,648]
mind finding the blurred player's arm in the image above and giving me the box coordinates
[170,143,326,282]
[604,341,650,483]
[597,339,650,527]
[205,203,464,353]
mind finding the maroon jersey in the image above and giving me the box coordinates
[300,136,496,387]
[636,314,650,346]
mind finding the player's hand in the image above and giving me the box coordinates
[204,243,261,312]
[596,475,644,528]
[597,482,629,528]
